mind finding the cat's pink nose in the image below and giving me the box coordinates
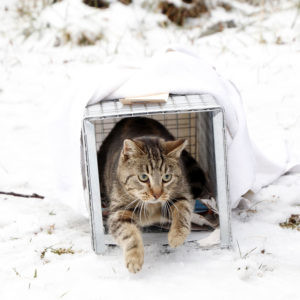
[152,189,162,199]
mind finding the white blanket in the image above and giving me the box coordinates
[51,46,295,214]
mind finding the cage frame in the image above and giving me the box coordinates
[81,94,232,254]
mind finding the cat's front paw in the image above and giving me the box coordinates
[125,249,144,273]
[168,228,189,248]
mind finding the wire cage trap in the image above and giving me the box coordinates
[81,94,232,254]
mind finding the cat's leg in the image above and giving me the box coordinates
[108,210,144,273]
[168,199,192,248]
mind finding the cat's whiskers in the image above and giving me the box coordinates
[132,200,142,223]
[165,201,171,221]
[119,198,140,222]
[124,198,140,210]
[138,201,144,225]
[143,201,149,223]
[168,199,180,214]
[163,202,167,216]
[160,202,168,227]
[161,203,165,222]
[142,202,146,224]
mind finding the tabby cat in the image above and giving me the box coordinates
[98,117,207,273]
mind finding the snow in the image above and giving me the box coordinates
[0,0,300,299]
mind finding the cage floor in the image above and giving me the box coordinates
[103,231,214,246]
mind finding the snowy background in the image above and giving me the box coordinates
[1,0,300,299]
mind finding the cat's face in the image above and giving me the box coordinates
[117,137,187,204]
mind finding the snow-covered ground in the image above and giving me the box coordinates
[1,0,300,299]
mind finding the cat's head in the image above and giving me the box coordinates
[117,137,187,204]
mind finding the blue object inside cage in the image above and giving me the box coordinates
[194,199,208,213]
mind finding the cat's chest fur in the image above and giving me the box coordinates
[139,203,169,226]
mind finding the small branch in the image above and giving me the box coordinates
[236,240,242,258]
[243,247,257,259]
[0,191,44,199]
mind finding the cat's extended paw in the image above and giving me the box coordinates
[168,228,189,248]
[125,249,144,273]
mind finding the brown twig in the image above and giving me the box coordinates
[0,191,44,199]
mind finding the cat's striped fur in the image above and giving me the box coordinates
[98,117,208,273]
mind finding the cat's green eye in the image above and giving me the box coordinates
[162,174,172,182]
[138,173,149,182]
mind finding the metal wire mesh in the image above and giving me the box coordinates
[86,94,220,161]
[196,111,217,195]
[85,94,219,119]
[94,113,197,156]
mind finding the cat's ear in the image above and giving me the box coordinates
[164,139,187,158]
[121,139,145,160]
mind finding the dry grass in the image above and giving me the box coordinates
[15,0,104,46]
[16,0,58,40]
[16,0,61,18]
[279,214,300,231]
[54,30,104,47]
[51,247,75,255]
[158,0,208,26]
[40,246,75,259]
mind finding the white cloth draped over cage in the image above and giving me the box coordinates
[48,46,296,214]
